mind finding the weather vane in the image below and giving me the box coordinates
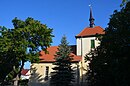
[88,0,92,7]
[88,4,91,7]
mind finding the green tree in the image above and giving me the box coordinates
[121,0,130,6]
[86,1,130,86]
[50,36,74,86]
[0,17,53,85]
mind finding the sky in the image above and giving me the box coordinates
[0,0,122,68]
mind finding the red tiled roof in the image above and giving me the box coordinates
[76,26,105,37]
[21,69,29,76]
[39,46,81,62]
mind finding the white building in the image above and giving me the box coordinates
[75,7,104,84]
[29,7,104,86]
[29,46,81,86]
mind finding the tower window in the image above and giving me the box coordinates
[91,40,95,48]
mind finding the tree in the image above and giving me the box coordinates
[86,1,130,86]
[121,0,130,6]
[0,17,53,85]
[50,35,74,86]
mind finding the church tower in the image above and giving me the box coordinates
[75,6,104,57]
[89,6,95,28]
[75,6,105,83]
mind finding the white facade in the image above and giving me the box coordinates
[76,37,100,57]
[29,63,54,86]
[29,62,80,86]
[76,36,101,83]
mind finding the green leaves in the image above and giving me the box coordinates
[50,36,74,86]
[121,0,130,7]
[86,2,130,86]
[0,17,53,83]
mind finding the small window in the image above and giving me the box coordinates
[91,40,95,48]
[45,66,49,80]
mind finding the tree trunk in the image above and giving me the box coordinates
[13,59,25,86]
[19,59,25,78]
[13,74,19,86]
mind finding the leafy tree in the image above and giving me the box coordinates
[121,0,130,6]
[0,17,53,85]
[86,1,130,86]
[50,36,74,86]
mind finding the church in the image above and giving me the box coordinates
[29,7,105,86]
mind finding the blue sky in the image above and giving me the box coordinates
[0,0,122,68]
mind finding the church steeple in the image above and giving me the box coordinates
[89,6,95,28]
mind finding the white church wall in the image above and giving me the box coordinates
[29,62,81,86]
[77,37,98,57]
[29,63,54,86]
[77,36,100,57]
[76,38,81,56]
[76,36,101,82]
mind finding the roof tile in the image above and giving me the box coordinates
[39,46,81,62]
[76,26,105,37]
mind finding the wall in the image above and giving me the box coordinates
[76,37,100,57]
[76,36,101,83]
[29,62,80,86]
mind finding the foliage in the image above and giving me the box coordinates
[86,2,130,86]
[121,0,130,6]
[19,79,29,86]
[50,36,74,86]
[0,17,53,84]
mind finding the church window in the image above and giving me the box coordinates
[91,39,95,48]
[45,66,49,80]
